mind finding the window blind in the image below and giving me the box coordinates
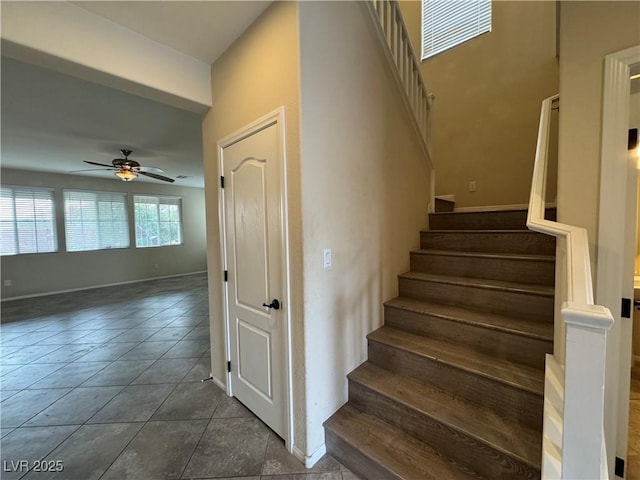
[134,195,182,248]
[64,190,129,252]
[0,186,57,256]
[422,0,491,60]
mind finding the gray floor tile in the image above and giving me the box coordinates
[2,345,64,365]
[1,389,71,427]
[36,330,96,345]
[4,331,59,346]
[259,474,343,480]
[31,362,110,389]
[183,326,210,340]
[25,386,123,426]
[131,358,199,384]
[262,436,341,476]
[81,359,155,386]
[88,384,175,423]
[182,356,212,382]
[72,342,139,362]
[146,326,194,342]
[101,420,208,480]
[1,364,66,390]
[118,341,177,360]
[166,316,208,327]
[162,339,209,359]
[151,382,225,421]
[183,417,270,478]
[22,423,145,480]
[31,344,102,364]
[1,364,26,377]
[1,389,20,401]
[213,395,254,419]
[1,427,15,438]
[0,425,79,480]
[110,328,160,343]
[340,472,362,480]
[69,328,129,343]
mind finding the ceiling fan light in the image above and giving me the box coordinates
[115,170,138,182]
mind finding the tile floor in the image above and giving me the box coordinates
[1,273,357,480]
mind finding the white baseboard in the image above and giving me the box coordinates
[454,202,557,213]
[292,443,327,469]
[1,270,207,302]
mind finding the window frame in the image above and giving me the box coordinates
[0,185,58,256]
[133,194,183,249]
[63,189,130,253]
[421,0,492,60]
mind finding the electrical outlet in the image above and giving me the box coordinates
[468,181,477,192]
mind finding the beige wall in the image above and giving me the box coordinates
[201,0,305,447]
[400,0,559,208]
[1,168,207,299]
[298,1,431,457]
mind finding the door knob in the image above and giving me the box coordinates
[262,299,280,310]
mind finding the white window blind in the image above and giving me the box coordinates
[134,195,182,248]
[0,186,57,256]
[64,190,129,252]
[422,0,491,60]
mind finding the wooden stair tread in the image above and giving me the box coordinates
[386,297,553,342]
[399,271,554,297]
[350,362,542,469]
[424,229,544,234]
[368,326,544,395]
[412,249,555,263]
[325,405,484,480]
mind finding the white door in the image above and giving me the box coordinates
[221,120,286,438]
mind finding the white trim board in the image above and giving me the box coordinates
[453,203,557,213]
[0,270,207,302]
[292,443,327,469]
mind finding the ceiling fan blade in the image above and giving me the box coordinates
[84,160,115,168]
[139,171,175,183]
[70,168,115,173]
[139,166,164,173]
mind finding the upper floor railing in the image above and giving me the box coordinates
[365,0,434,169]
[528,94,614,479]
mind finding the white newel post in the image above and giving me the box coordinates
[561,303,614,479]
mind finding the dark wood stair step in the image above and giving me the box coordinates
[348,362,541,479]
[325,405,485,480]
[410,249,555,286]
[428,208,556,231]
[421,230,556,255]
[398,272,554,323]
[367,326,544,429]
[384,297,553,368]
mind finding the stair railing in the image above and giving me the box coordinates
[364,0,435,210]
[527,94,614,479]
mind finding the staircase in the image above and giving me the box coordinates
[324,208,556,479]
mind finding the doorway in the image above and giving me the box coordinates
[218,108,292,444]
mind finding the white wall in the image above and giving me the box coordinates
[298,1,431,458]
[1,168,207,299]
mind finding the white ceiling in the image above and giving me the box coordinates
[0,1,272,188]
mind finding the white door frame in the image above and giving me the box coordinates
[596,44,640,475]
[217,107,294,451]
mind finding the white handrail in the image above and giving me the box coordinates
[365,0,434,169]
[529,95,614,479]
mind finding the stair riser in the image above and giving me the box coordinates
[420,231,556,255]
[326,429,399,480]
[368,340,543,430]
[410,252,555,286]
[398,277,553,323]
[384,306,552,369]
[429,209,556,231]
[349,380,540,480]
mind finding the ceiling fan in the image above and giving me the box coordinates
[78,149,175,183]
